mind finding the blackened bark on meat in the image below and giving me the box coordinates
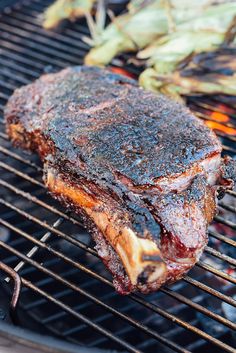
[217,156,236,198]
[4,66,236,294]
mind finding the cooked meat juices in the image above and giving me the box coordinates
[5,66,236,294]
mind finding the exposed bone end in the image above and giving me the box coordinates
[116,228,167,286]
[46,166,167,287]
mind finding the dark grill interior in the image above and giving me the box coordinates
[0,1,235,352]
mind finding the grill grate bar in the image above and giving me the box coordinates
[89,314,190,350]
[0,28,83,65]
[18,266,229,338]
[130,293,235,353]
[227,189,236,197]
[87,326,136,349]
[0,178,82,225]
[9,5,90,39]
[136,320,192,350]
[0,224,234,353]
[209,229,236,247]
[220,144,236,154]
[204,245,236,266]
[0,92,10,101]
[195,111,236,129]
[0,48,47,70]
[0,38,65,68]
[191,100,236,121]
[160,287,236,330]
[46,294,190,340]
[0,199,97,256]
[6,218,63,281]
[19,257,62,278]
[214,215,236,230]
[0,205,235,348]
[0,69,30,86]
[219,201,236,214]
[0,56,40,78]
[0,66,37,85]
[213,130,236,143]
[0,240,188,353]
[0,213,236,350]
[20,278,143,353]
[1,190,236,286]
[197,261,236,284]
[0,80,18,91]
[0,150,235,291]
[40,290,116,325]
[0,21,88,56]
[23,288,72,311]
[0,160,45,188]
[24,281,134,344]
[21,267,97,293]
[183,275,236,308]
[137,325,190,350]
[1,13,90,51]
[0,170,235,300]
[0,145,42,172]
[59,314,116,339]
[61,303,134,337]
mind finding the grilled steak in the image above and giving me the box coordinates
[5,66,236,294]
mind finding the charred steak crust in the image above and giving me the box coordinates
[5,66,236,294]
[5,66,221,184]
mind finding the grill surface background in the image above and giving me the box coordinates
[0,1,236,352]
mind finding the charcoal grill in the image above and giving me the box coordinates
[0,1,235,352]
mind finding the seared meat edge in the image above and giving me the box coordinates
[4,66,236,294]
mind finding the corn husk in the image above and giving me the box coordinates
[84,0,213,66]
[138,2,236,98]
[139,3,236,69]
[139,50,236,101]
[84,0,236,100]
[139,31,224,74]
[42,0,96,29]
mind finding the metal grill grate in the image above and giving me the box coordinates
[0,1,235,352]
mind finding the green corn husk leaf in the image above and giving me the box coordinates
[42,0,96,29]
[138,2,236,99]
[139,51,236,101]
[139,31,225,75]
[138,2,236,74]
[84,0,212,66]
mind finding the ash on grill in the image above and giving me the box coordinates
[0,1,235,353]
